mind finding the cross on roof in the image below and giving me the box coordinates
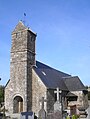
[54,87,62,102]
[40,97,47,109]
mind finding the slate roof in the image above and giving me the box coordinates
[33,61,86,91]
[63,76,86,91]
[33,61,70,90]
[66,92,78,97]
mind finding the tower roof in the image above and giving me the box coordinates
[12,21,37,35]
[12,21,27,34]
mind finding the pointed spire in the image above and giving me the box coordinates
[12,21,27,34]
[12,20,37,36]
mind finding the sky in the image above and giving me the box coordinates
[0,0,90,86]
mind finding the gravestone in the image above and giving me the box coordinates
[47,111,62,119]
[38,97,47,119]
[47,88,63,119]
[39,109,46,119]
[53,88,62,119]
[54,87,62,112]
[20,112,34,119]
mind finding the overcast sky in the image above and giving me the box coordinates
[0,0,90,86]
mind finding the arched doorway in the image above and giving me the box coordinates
[13,96,23,113]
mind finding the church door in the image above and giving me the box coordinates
[13,96,23,113]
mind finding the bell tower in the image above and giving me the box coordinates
[11,21,36,65]
[5,21,37,114]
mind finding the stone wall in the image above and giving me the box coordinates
[32,69,47,117]
[5,61,28,113]
[68,91,88,109]
[5,80,14,114]
[47,89,55,114]
[5,27,28,113]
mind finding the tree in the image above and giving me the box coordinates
[0,85,4,104]
[85,85,88,89]
[88,92,90,100]
[85,85,90,100]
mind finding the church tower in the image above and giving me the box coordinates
[5,21,37,114]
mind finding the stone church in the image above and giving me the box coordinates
[5,21,88,117]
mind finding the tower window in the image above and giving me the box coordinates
[31,36,35,42]
[16,32,21,38]
[16,33,17,38]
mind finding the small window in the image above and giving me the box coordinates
[31,36,35,42]
[16,32,21,38]
[16,33,17,38]
[42,71,46,76]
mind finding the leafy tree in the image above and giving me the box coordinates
[88,92,90,100]
[85,85,90,100]
[0,85,4,104]
[85,85,88,89]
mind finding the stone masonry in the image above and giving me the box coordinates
[68,91,88,109]
[5,21,37,115]
[32,69,47,117]
[5,21,56,117]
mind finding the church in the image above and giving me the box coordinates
[5,21,88,117]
